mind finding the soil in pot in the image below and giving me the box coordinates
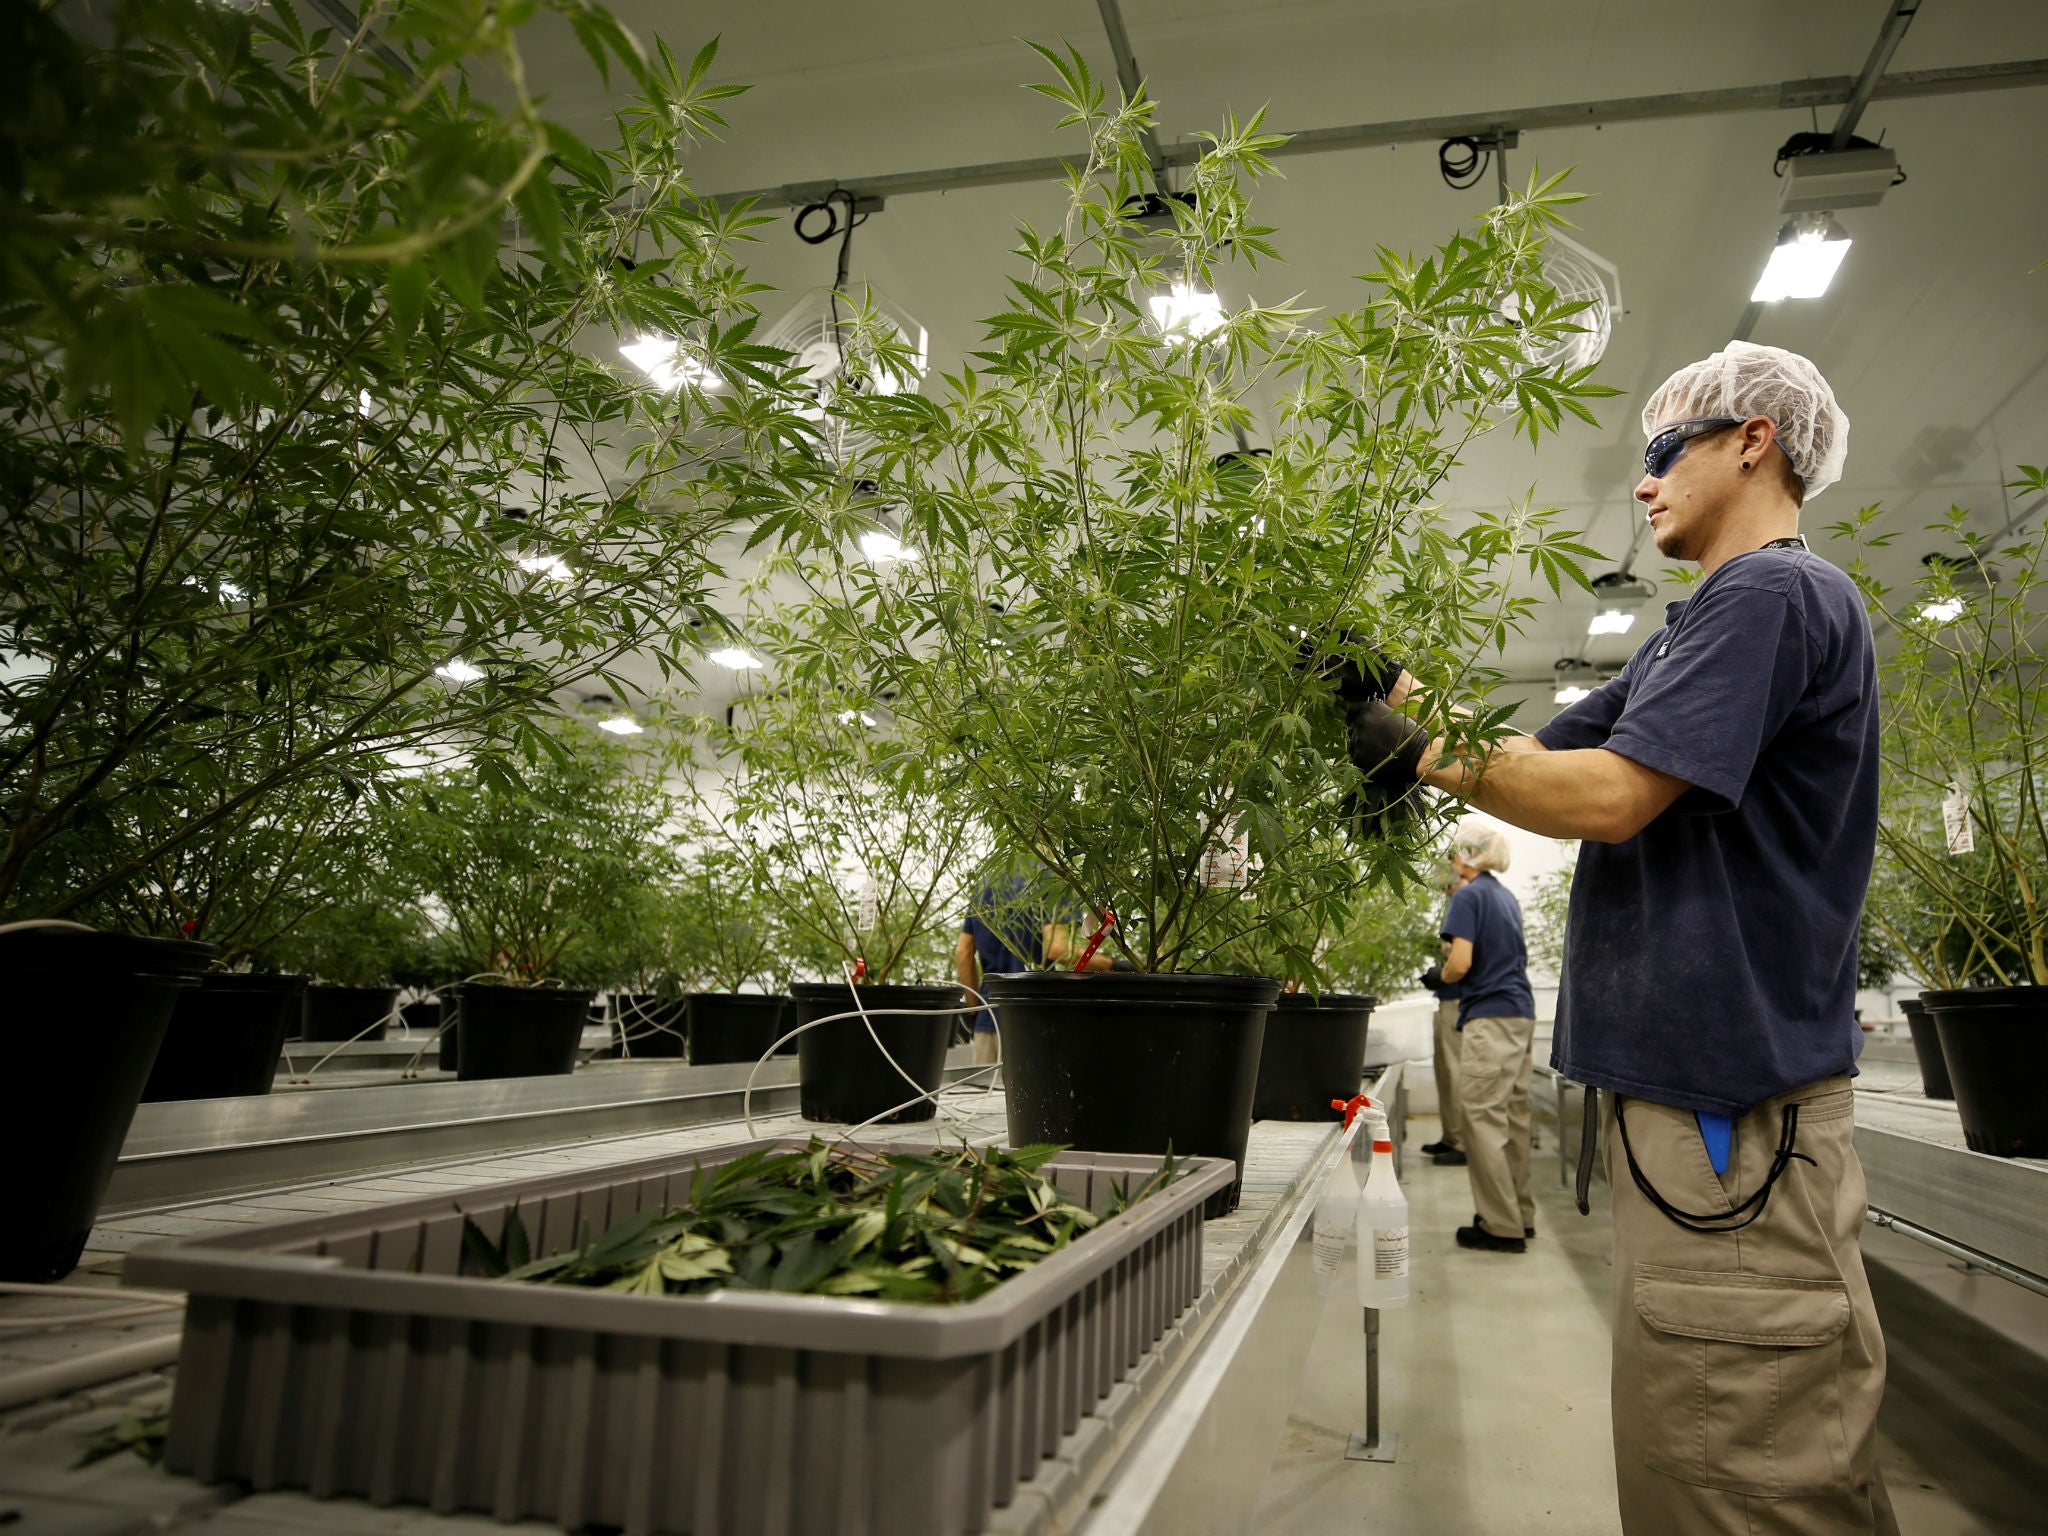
[789,982,958,1124]
[2,927,215,1281]
[1253,991,1378,1121]
[687,993,792,1065]
[612,993,688,1058]
[300,983,399,1042]
[141,972,306,1103]
[986,971,1277,1213]
[1920,987,2048,1157]
[451,985,594,1081]
[1900,996,1953,1100]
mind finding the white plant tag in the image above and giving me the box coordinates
[1199,825,1252,890]
[856,880,882,931]
[1943,785,1974,855]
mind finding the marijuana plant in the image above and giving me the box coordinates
[739,46,1613,972]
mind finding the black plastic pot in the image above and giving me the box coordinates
[986,971,1277,1213]
[790,982,958,1125]
[300,983,399,1042]
[450,984,593,1081]
[686,992,792,1065]
[1253,991,1378,1121]
[2,926,215,1281]
[1900,996,1953,1100]
[1920,987,2048,1157]
[612,992,688,1058]
[141,972,306,1103]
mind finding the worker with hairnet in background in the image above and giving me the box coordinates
[1418,856,1473,1167]
[1437,818,1536,1251]
[1346,341,1893,1533]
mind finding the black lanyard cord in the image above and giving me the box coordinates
[1612,1096,1817,1234]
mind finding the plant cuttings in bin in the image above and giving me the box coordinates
[458,1139,1182,1304]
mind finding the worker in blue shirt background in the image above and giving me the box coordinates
[1346,342,1893,1534]
[1438,820,1537,1252]
[1419,857,1472,1166]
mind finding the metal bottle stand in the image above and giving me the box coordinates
[1343,1305,1397,1463]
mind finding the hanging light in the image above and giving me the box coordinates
[619,335,725,393]
[1148,280,1226,345]
[435,658,484,684]
[838,710,879,727]
[597,715,644,736]
[708,647,764,671]
[1587,609,1635,637]
[858,531,919,566]
[1919,597,1966,625]
[1751,214,1852,303]
[1554,684,1593,705]
[514,553,574,583]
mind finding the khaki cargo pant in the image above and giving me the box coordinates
[1456,1014,1535,1239]
[1603,1077,1899,1535]
[1431,996,1467,1152]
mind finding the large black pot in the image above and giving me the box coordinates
[985,971,1278,1213]
[450,984,593,1081]
[1920,987,2048,1157]
[1253,991,1378,1121]
[1900,996,1953,1100]
[141,972,306,1103]
[1,926,215,1281]
[687,992,792,1065]
[790,982,957,1125]
[612,992,689,1058]
[300,983,399,1042]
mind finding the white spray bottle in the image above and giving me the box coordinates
[1311,1105,1366,1292]
[1354,1105,1409,1309]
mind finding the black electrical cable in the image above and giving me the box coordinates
[794,188,868,359]
[1438,135,1490,191]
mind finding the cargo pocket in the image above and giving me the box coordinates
[1632,1265,1852,1497]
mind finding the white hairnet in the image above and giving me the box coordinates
[1450,819,1510,874]
[1641,340,1850,500]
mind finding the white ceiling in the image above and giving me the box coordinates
[522,0,2048,728]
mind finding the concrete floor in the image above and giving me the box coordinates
[1250,1112,2048,1536]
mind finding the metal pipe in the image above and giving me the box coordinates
[1866,1207,2048,1300]
[702,58,2048,212]
[299,0,414,78]
[1833,0,1924,148]
[0,1333,182,1413]
[1094,0,1170,192]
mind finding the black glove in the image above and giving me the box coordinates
[1420,964,1444,991]
[1346,698,1429,790]
[1305,634,1404,706]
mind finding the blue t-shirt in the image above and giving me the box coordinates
[1535,545,1878,1116]
[1427,900,1464,1002]
[963,877,1043,1033]
[1441,872,1533,1026]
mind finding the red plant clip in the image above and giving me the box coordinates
[1072,910,1116,971]
[851,958,868,983]
[1332,1093,1378,1130]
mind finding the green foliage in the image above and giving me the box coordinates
[664,835,785,992]
[0,0,772,923]
[395,727,671,983]
[461,1137,1180,1305]
[1828,470,2048,987]
[1316,880,1446,998]
[668,690,985,985]
[1521,847,1578,983]
[734,48,1616,971]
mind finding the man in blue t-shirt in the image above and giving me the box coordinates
[955,875,1045,1065]
[1438,821,1537,1252]
[1344,343,1894,1534]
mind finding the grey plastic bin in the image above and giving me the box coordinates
[125,1137,1233,1536]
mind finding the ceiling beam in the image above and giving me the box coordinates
[702,56,2048,211]
[1093,0,1170,194]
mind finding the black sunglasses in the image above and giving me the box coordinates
[1643,416,1742,479]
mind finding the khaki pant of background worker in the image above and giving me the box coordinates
[1431,996,1466,1152]
[971,1028,1000,1067]
[1603,1078,1898,1535]
[1457,1014,1535,1238]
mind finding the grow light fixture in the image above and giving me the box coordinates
[1750,214,1852,304]
[1554,684,1593,705]
[1919,597,1966,625]
[1587,609,1635,636]
[1148,280,1225,345]
[618,335,724,393]
[858,531,919,566]
[435,658,484,683]
[838,710,879,728]
[597,715,644,736]
[708,647,764,671]
[514,553,574,583]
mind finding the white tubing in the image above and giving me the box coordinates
[0,1333,182,1413]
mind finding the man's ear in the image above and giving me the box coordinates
[1739,416,1777,466]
